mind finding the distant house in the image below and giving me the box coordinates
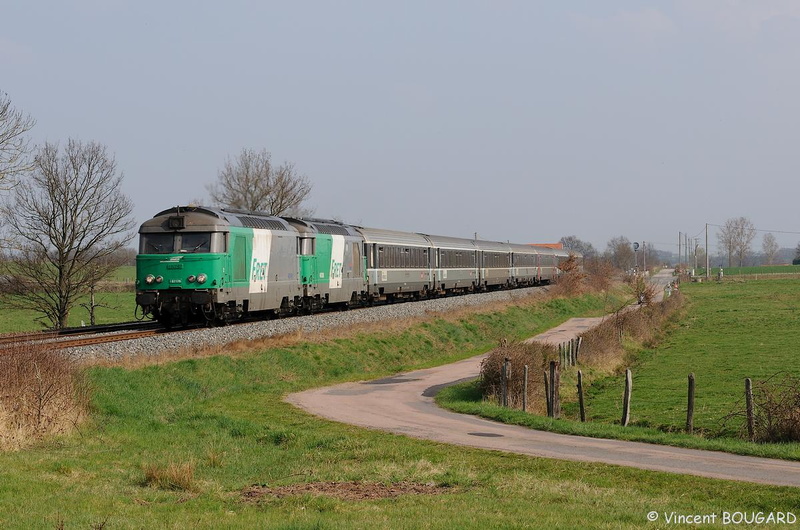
[527,243,564,249]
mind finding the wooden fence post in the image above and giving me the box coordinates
[621,368,632,426]
[501,357,510,407]
[550,360,561,419]
[686,373,695,434]
[523,365,529,412]
[745,378,755,442]
[544,371,552,417]
[577,369,586,422]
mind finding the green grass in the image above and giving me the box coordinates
[0,264,137,332]
[437,380,800,460]
[697,265,800,276]
[0,292,137,332]
[587,280,800,436]
[3,291,798,528]
[109,265,136,282]
[438,279,800,459]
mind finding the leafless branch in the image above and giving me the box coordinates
[0,140,134,329]
[0,91,35,188]
[717,217,756,267]
[206,148,312,215]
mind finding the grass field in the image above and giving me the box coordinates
[109,265,136,283]
[586,280,800,435]
[0,292,137,333]
[697,264,800,276]
[3,291,798,528]
[0,264,137,332]
[439,279,800,459]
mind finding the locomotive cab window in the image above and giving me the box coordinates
[140,233,174,254]
[140,232,225,254]
[179,232,211,253]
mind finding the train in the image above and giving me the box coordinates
[135,206,576,326]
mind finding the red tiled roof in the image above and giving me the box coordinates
[527,243,563,249]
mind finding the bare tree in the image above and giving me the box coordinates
[0,91,35,187]
[717,217,757,267]
[604,235,635,270]
[0,140,134,329]
[559,235,597,258]
[762,233,780,265]
[207,148,312,215]
[717,220,736,267]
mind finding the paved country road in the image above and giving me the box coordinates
[287,271,800,488]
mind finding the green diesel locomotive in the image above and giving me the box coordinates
[135,206,573,326]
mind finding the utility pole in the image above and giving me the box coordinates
[705,223,709,279]
[678,232,681,269]
[685,233,689,269]
[643,241,647,272]
[694,238,699,272]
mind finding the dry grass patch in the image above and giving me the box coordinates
[141,460,198,492]
[241,481,451,502]
[0,341,89,451]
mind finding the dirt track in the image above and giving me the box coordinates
[287,272,800,488]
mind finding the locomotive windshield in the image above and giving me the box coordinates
[141,233,174,254]
[140,232,224,254]
[180,233,211,253]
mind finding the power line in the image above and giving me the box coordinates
[706,223,800,237]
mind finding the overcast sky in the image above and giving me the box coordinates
[4,1,800,254]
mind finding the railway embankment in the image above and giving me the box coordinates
[66,285,559,363]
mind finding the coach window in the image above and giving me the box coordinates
[352,243,361,273]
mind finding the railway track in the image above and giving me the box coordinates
[0,321,164,352]
[0,285,553,358]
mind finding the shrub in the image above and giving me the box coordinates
[579,290,684,370]
[479,341,555,414]
[479,291,685,410]
[584,258,616,293]
[726,373,800,443]
[551,255,587,297]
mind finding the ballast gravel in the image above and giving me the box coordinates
[67,287,548,362]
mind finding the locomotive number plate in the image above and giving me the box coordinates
[167,263,183,270]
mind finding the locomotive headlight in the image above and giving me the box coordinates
[145,274,155,285]
[196,273,207,284]
[155,275,164,284]
[187,275,196,283]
